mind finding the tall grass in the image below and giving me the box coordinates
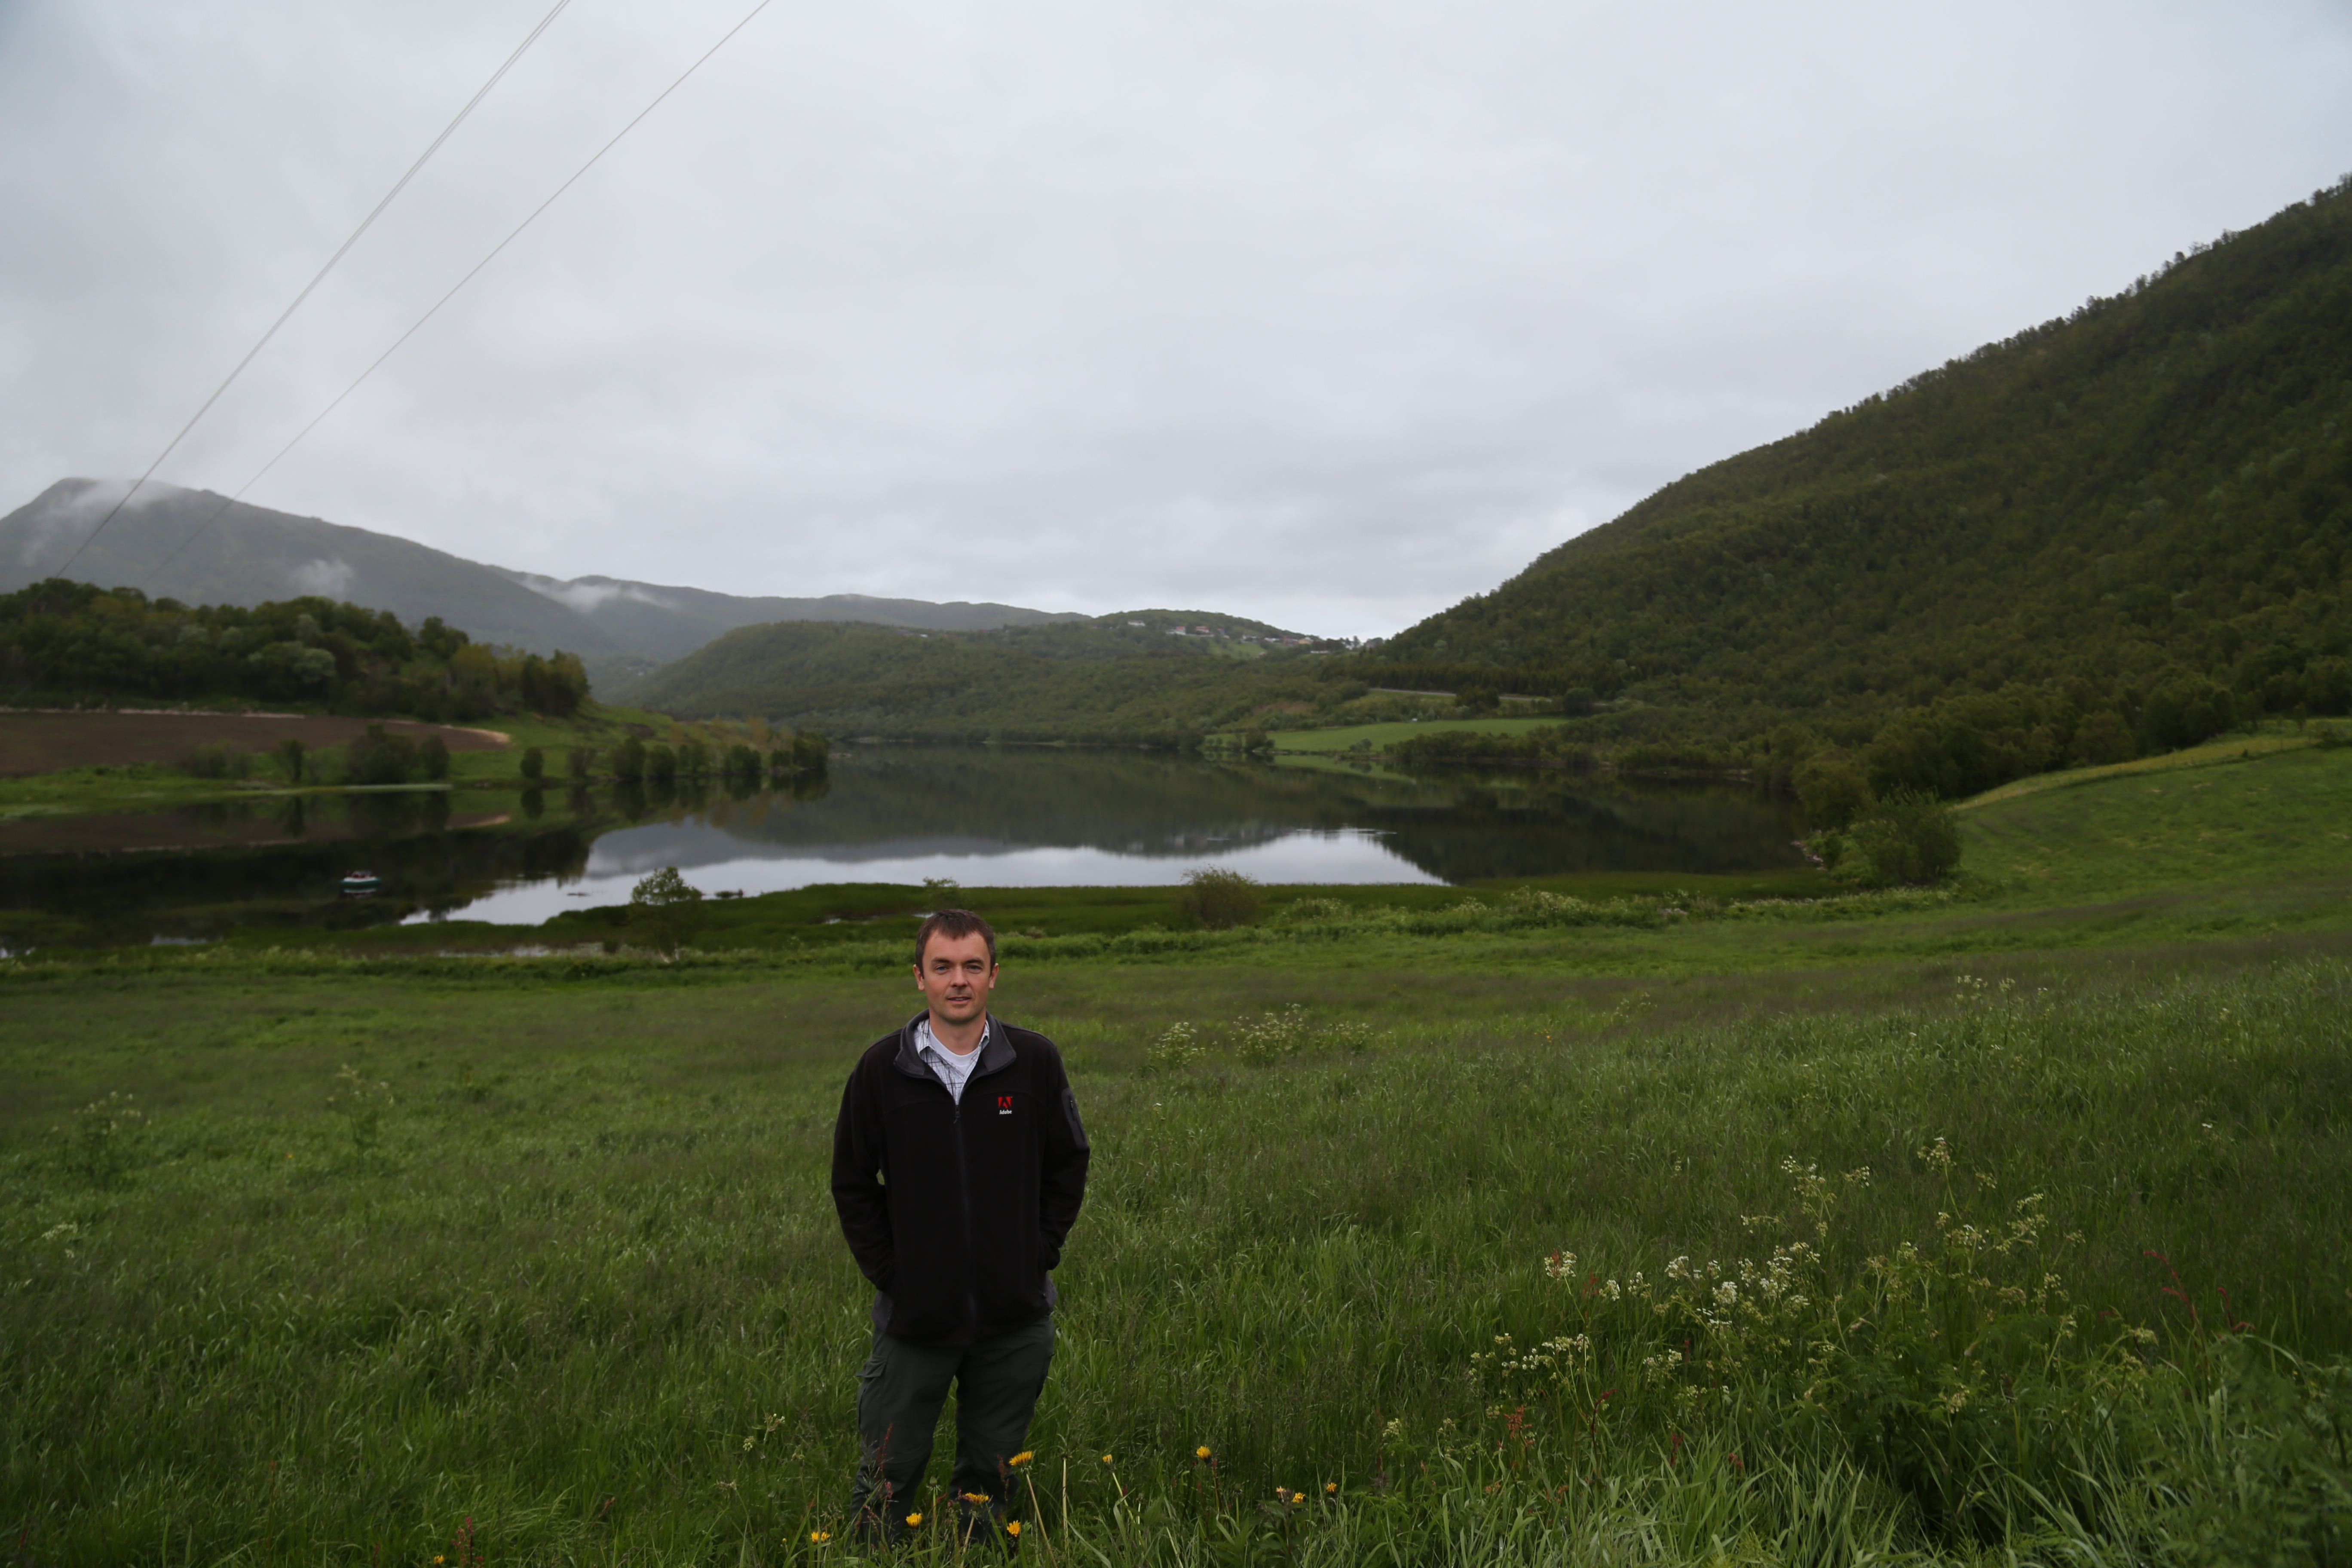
[4,955,2349,1562]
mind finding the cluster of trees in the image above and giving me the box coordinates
[596,730,828,785]
[344,724,453,786]
[1385,728,1597,772]
[1384,671,2283,801]
[0,578,588,720]
[1807,792,1964,889]
[178,727,453,787]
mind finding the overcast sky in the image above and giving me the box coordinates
[4,1,2349,637]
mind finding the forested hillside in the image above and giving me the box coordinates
[0,577,586,721]
[1367,177,2352,765]
[617,612,1350,742]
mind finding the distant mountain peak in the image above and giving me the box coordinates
[0,479,1087,692]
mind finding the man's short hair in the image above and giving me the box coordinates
[914,908,997,968]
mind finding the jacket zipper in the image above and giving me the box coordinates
[952,1086,978,1334]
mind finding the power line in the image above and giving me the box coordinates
[138,0,778,591]
[47,0,577,584]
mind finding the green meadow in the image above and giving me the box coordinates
[6,747,2352,1565]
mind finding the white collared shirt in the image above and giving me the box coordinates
[915,1014,990,1103]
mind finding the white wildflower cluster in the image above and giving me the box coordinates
[1144,1022,1204,1070]
[1952,973,2017,1004]
[1477,1146,2129,1427]
[1274,897,1355,925]
[1233,1004,1310,1062]
[1152,1007,1384,1068]
[1473,1332,1595,1379]
[1545,1251,1628,1299]
[328,1064,395,1153]
[1779,1156,1869,1239]
[59,1090,147,1185]
[1498,888,1596,921]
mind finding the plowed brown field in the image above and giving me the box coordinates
[0,710,508,776]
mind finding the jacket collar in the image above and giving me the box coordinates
[893,1011,1014,1081]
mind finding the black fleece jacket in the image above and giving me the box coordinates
[830,1014,1090,1346]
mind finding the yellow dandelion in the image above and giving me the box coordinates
[1009,1450,1034,1467]
[1100,1454,1114,1465]
[1325,1482,1338,1494]
[1006,1521,1021,1537]
[904,1512,922,1528]
[808,1530,830,1543]
[1196,1445,1212,1460]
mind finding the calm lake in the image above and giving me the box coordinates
[0,746,1807,946]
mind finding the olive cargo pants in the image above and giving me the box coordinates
[848,1315,1055,1539]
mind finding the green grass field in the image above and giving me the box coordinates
[6,747,2352,1565]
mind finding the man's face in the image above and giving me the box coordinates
[914,931,997,1026]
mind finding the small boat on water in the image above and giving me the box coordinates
[340,870,382,897]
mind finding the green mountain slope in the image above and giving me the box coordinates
[0,481,1081,689]
[616,612,1348,740]
[1371,178,2352,747]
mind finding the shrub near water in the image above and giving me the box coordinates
[1173,868,1262,929]
[1827,790,1964,888]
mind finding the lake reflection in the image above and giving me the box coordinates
[0,747,1807,944]
[432,748,1807,923]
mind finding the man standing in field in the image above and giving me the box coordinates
[831,909,1090,1544]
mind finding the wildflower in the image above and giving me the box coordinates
[1325,1482,1338,1494]
[1008,1450,1034,1467]
[808,1530,831,1543]
[1006,1521,1021,1537]
[1196,1445,1212,1459]
[1100,1455,1114,1465]
[742,1436,754,1450]
[964,1492,992,1504]
[904,1512,922,1528]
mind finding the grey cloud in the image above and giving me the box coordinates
[285,556,355,599]
[509,573,675,614]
